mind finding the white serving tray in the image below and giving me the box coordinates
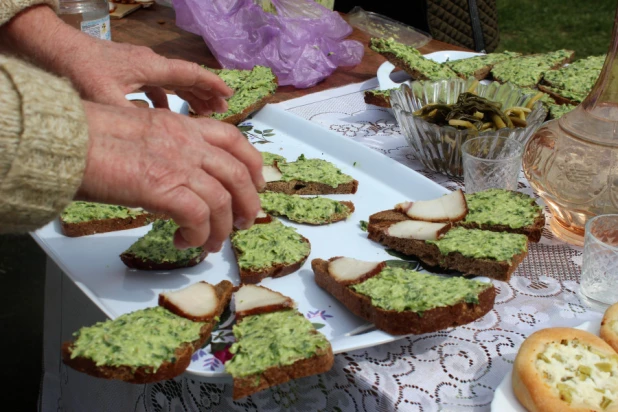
[32,94,455,382]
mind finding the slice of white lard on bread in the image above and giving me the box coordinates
[387,220,451,241]
[159,281,220,322]
[395,189,468,222]
[262,165,282,183]
[234,284,295,319]
[327,257,386,285]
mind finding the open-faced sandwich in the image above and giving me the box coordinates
[258,192,354,225]
[225,284,333,399]
[230,217,311,284]
[62,280,233,383]
[261,152,359,195]
[120,219,207,270]
[367,189,538,281]
[513,327,618,412]
[312,256,495,335]
[60,201,165,237]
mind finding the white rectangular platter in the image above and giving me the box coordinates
[32,96,450,382]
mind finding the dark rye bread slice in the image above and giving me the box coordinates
[264,201,355,225]
[121,249,208,271]
[491,50,575,88]
[233,343,333,399]
[60,212,166,237]
[190,93,276,125]
[232,236,310,284]
[258,193,355,225]
[312,258,496,335]
[61,280,233,384]
[264,180,358,195]
[364,90,392,108]
[367,219,527,282]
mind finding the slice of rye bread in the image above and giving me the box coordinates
[369,206,544,243]
[378,50,456,81]
[367,219,528,282]
[491,50,575,88]
[444,51,521,80]
[232,236,311,284]
[232,343,333,399]
[311,258,496,335]
[60,212,167,237]
[189,94,276,125]
[258,193,355,225]
[61,280,233,384]
[364,90,392,108]
[264,180,359,195]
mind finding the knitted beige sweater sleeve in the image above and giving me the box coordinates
[0,55,89,233]
[0,0,58,26]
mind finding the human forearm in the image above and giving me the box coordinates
[0,55,89,233]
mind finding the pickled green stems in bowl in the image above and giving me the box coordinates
[390,78,547,177]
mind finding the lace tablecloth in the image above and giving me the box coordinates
[40,79,602,412]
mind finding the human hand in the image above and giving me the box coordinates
[0,5,232,115]
[77,101,265,250]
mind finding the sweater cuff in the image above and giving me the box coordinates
[0,0,58,27]
[0,55,88,233]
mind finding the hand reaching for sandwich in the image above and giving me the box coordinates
[0,5,232,116]
[78,102,264,251]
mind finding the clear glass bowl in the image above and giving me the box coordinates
[390,78,548,177]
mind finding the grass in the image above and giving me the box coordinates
[495,0,616,59]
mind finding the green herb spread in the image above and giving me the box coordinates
[61,201,145,224]
[350,267,491,315]
[258,192,350,224]
[491,49,573,88]
[225,310,329,379]
[427,227,527,263]
[547,102,575,119]
[444,51,520,78]
[369,37,456,80]
[230,219,310,270]
[123,219,203,264]
[70,306,204,371]
[261,151,286,166]
[542,55,605,103]
[366,89,393,98]
[278,155,354,188]
[208,66,277,120]
[464,189,542,229]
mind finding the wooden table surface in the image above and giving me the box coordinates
[110,4,470,103]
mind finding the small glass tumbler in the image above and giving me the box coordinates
[579,214,618,308]
[461,136,524,193]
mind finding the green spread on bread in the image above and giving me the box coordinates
[464,189,542,229]
[124,219,203,264]
[426,227,528,263]
[261,151,286,166]
[70,306,204,371]
[350,267,491,315]
[542,54,605,103]
[278,154,354,188]
[369,37,456,80]
[535,338,618,409]
[444,51,520,77]
[258,192,350,224]
[61,201,145,224]
[491,49,573,87]
[366,89,393,98]
[231,219,310,270]
[209,66,277,120]
[225,310,329,380]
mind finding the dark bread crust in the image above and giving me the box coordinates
[60,213,166,237]
[232,341,333,399]
[378,51,439,81]
[369,207,544,243]
[120,249,208,270]
[62,281,234,384]
[232,236,311,284]
[367,216,528,282]
[491,51,575,87]
[364,91,392,108]
[264,179,359,195]
[265,201,355,225]
[312,258,496,335]
[537,84,578,106]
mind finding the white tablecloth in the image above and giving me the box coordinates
[39,79,600,412]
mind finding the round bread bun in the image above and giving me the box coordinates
[601,302,618,353]
[512,327,618,412]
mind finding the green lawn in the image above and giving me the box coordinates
[495,0,615,59]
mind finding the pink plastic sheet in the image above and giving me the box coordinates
[173,0,364,88]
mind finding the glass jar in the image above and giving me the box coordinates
[58,0,111,41]
[522,5,618,246]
